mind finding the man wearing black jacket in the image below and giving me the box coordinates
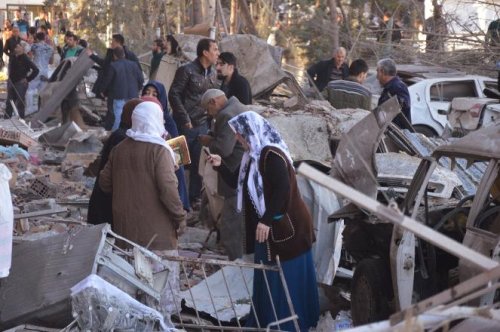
[4,26,21,60]
[6,42,39,118]
[216,52,252,105]
[100,46,144,130]
[87,34,140,130]
[168,38,219,207]
[307,47,349,92]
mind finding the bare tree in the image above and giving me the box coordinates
[238,0,258,35]
[230,0,238,34]
[328,0,339,49]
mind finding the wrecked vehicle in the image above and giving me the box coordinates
[364,65,496,137]
[328,111,500,326]
[408,75,496,137]
[445,96,500,137]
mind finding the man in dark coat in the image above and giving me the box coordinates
[216,52,252,105]
[198,89,246,260]
[168,38,219,207]
[87,34,140,130]
[377,58,412,130]
[4,26,21,60]
[6,42,39,118]
[100,46,144,130]
[307,47,349,92]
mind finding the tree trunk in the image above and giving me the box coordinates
[238,0,258,35]
[328,0,339,49]
[230,0,238,34]
[202,0,217,26]
[192,0,203,25]
[177,0,184,34]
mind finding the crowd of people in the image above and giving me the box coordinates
[0,9,88,119]
[2,5,499,331]
[85,35,320,330]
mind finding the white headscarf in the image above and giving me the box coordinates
[228,111,292,218]
[126,101,176,163]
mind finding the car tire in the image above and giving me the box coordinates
[413,125,438,137]
[351,258,392,326]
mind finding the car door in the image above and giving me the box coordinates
[427,79,479,129]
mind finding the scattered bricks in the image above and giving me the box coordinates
[48,171,64,184]
[0,128,38,149]
[12,194,24,207]
[28,175,57,199]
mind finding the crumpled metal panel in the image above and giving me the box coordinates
[31,53,94,128]
[400,130,487,195]
[0,224,167,330]
[297,173,343,285]
[433,123,500,160]
[333,96,401,199]
[376,152,462,199]
[0,225,107,329]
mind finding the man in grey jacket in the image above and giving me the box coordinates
[169,38,219,207]
[199,89,246,260]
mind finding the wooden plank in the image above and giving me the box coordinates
[296,163,499,271]
[14,207,68,220]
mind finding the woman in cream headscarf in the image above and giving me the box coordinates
[100,100,184,248]
[99,101,186,317]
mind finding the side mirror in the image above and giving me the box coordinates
[437,109,449,115]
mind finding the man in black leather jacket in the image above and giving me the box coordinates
[168,38,219,207]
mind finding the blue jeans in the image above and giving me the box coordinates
[180,122,208,203]
[112,99,126,131]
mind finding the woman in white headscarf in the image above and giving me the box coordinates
[100,100,185,248]
[99,101,186,317]
[209,111,319,331]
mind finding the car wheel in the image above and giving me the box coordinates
[351,258,392,326]
[413,125,438,137]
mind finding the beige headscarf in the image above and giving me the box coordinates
[126,101,176,164]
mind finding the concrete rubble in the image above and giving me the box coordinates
[0,33,499,332]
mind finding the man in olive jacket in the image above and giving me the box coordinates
[168,38,219,207]
[199,89,246,260]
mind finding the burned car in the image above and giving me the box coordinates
[324,100,500,325]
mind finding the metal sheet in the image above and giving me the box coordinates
[297,172,343,285]
[180,265,254,322]
[0,224,107,329]
[376,152,462,199]
[333,96,401,199]
[31,53,94,128]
